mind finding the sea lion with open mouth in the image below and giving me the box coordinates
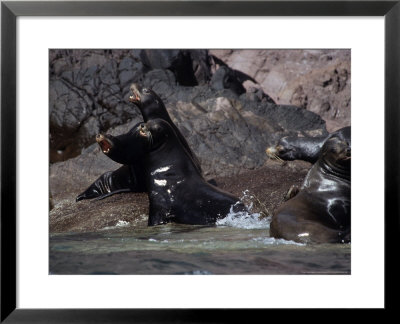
[270,129,351,243]
[76,123,148,202]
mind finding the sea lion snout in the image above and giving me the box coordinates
[265,145,286,163]
[96,134,113,154]
[139,124,149,137]
[96,134,105,142]
[265,146,276,156]
[129,83,142,103]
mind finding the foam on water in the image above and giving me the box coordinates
[216,209,271,229]
[148,238,185,244]
[252,237,305,246]
[216,190,271,229]
[101,220,130,230]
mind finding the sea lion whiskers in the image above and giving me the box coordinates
[139,124,153,147]
[265,147,285,163]
[271,153,285,163]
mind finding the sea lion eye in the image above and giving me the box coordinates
[143,88,149,94]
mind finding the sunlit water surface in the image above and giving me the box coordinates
[50,210,350,275]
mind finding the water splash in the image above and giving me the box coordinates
[216,209,270,229]
[216,190,271,229]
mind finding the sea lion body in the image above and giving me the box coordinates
[266,126,350,163]
[270,129,351,243]
[140,119,245,226]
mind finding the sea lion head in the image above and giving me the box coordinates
[266,136,297,162]
[129,83,167,121]
[137,119,176,151]
[96,125,148,165]
[129,83,144,106]
[320,135,351,171]
[96,134,115,155]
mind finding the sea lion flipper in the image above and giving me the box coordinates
[76,165,143,202]
[148,201,169,226]
[283,185,300,201]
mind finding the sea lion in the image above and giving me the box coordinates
[129,83,203,175]
[266,126,350,164]
[76,123,147,201]
[270,128,351,243]
[135,118,246,226]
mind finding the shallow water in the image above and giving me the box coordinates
[49,214,350,275]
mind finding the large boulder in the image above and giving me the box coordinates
[210,49,351,132]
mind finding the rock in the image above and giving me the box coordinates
[133,49,212,86]
[210,49,351,132]
[211,65,247,95]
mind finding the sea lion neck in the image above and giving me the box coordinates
[319,156,351,181]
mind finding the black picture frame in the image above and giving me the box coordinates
[1,0,398,322]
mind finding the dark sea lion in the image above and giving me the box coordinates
[266,126,350,164]
[136,119,246,226]
[76,123,147,202]
[129,83,203,175]
[270,129,351,243]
